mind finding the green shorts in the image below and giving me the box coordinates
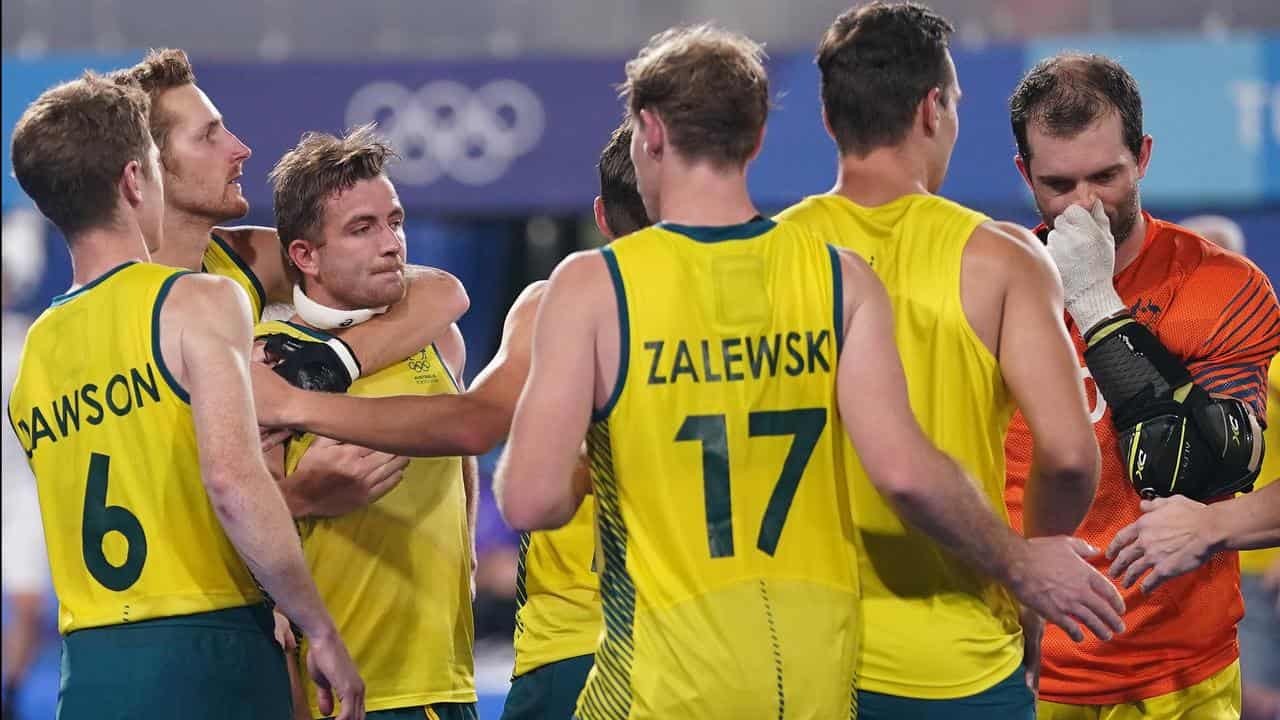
[337,703,478,720]
[58,603,290,720]
[501,654,594,720]
[857,665,1035,720]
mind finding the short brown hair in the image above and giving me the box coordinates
[269,124,399,249]
[597,122,649,236]
[1009,53,1144,167]
[11,72,153,238]
[113,48,196,152]
[621,24,768,168]
[817,2,955,156]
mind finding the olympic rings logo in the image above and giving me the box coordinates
[345,79,545,186]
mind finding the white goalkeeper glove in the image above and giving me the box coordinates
[1046,200,1128,334]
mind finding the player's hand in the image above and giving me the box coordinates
[1045,200,1127,333]
[304,628,364,720]
[260,427,293,453]
[272,610,298,653]
[1108,495,1221,592]
[261,332,360,394]
[1019,607,1043,696]
[285,437,409,518]
[1008,536,1126,643]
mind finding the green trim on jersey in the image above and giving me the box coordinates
[657,217,776,243]
[209,232,267,313]
[827,245,844,355]
[51,261,139,307]
[152,270,196,404]
[593,247,629,422]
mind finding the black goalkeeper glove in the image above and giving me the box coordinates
[261,331,361,393]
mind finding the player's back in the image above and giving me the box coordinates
[7,261,262,634]
[778,194,1023,698]
[577,218,858,720]
[263,321,475,715]
[512,497,600,676]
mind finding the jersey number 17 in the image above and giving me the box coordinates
[676,408,827,558]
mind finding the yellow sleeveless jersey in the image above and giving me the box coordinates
[202,232,266,322]
[1243,358,1280,575]
[512,496,601,676]
[778,194,1022,699]
[258,320,476,716]
[6,262,263,634]
[577,218,859,720]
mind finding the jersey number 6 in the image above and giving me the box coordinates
[83,452,148,591]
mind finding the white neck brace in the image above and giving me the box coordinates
[292,285,389,330]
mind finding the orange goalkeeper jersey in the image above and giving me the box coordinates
[1005,212,1280,705]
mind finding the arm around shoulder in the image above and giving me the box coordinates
[334,266,470,376]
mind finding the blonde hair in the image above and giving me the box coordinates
[621,24,769,168]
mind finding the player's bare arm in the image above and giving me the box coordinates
[254,328,411,520]
[277,438,409,519]
[978,220,1099,691]
[833,248,1124,643]
[253,281,546,457]
[982,221,1099,536]
[262,429,409,520]
[159,272,364,719]
[496,252,609,531]
[334,265,470,374]
[460,280,547,444]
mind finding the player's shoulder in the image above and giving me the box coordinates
[774,194,831,223]
[1155,217,1271,290]
[162,271,255,327]
[514,279,549,308]
[771,214,824,237]
[167,269,244,302]
[211,225,278,253]
[915,192,989,220]
[965,220,1057,279]
[506,280,549,327]
[830,245,882,310]
[549,247,614,289]
[830,244,874,278]
[1157,219,1274,308]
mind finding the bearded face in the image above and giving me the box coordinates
[155,84,251,224]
